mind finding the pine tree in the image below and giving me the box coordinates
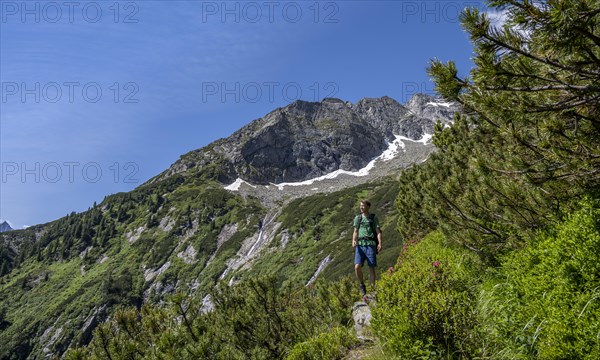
[407,0,600,256]
[433,0,599,190]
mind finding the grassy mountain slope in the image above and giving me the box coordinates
[0,169,404,358]
[0,175,266,358]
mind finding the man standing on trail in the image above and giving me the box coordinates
[352,199,382,296]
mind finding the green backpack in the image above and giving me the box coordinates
[357,213,378,244]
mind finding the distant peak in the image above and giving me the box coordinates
[410,93,434,100]
[406,93,457,107]
[356,96,401,106]
[0,220,13,232]
[321,97,345,104]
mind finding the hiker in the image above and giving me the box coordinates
[352,199,382,296]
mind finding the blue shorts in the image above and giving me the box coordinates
[355,245,377,267]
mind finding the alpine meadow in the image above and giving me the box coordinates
[1,1,600,359]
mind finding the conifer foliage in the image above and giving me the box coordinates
[398,0,600,258]
[65,276,356,360]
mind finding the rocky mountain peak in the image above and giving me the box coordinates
[351,96,410,138]
[159,94,458,186]
[405,93,459,120]
[321,97,347,104]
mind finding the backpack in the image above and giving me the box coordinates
[357,213,378,244]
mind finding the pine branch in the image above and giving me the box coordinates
[480,32,600,77]
[582,8,600,18]
[494,70,567,85]
[526,97,596,112]
[485,84,600,92]
[543,167,600,182]
[582,48,600,66]
[572,25,600,48]
[437,190,503,239]
[489,185,543,225]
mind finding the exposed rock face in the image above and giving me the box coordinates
[158,94,458,185]
[232,100,384,184]
[405,93,457,122]
[219,210,282,280]
[352,96,411,137]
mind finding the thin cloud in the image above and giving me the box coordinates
[486,9,531,39]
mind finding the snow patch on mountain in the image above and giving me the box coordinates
[399,133,433,145]
[225,178,257,191]
[426,101,453,108]
[271,133,430,190]
[380,135,406,160]
[224,133,429,192]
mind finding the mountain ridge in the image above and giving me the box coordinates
[156,94,458,186]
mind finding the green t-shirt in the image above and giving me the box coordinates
[353,214,380,245]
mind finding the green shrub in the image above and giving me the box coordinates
[372,231,482,359]
[66,276,357,359]
[285,326,358,360]
[479,198,600,359]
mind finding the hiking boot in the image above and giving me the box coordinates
[359,283,367,296]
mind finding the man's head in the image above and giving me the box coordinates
[360,199,371,214]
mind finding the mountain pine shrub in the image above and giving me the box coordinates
[285,326,359,360]
[65,275,357,359]
[372,231,483,358]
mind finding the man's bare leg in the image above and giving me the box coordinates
[368,266,376,287]
[355,264,364,284]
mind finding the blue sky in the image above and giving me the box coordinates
[1,0,487,229]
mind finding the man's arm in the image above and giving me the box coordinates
[352,228,358,248]
[373,215,382,253]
